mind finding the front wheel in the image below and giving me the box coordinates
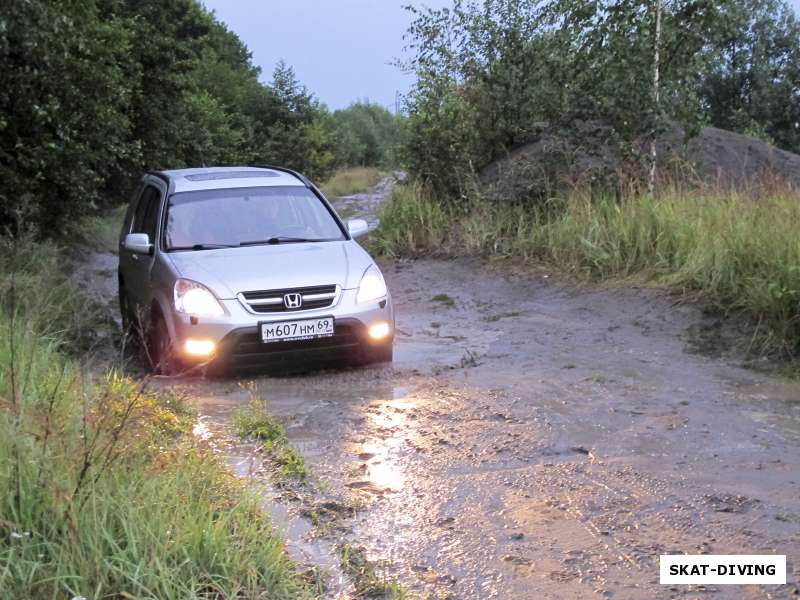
[146,312,178,375]
[119,286,136,338]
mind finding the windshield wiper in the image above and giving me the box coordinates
[239,237,331,246]
[170,243,237,251]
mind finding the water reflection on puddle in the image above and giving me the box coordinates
[356,391,418,493]
[728,376,800,440]
[191,418,213,441]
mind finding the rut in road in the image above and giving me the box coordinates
[78,175,800,599]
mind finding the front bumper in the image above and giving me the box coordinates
[167,288,394,369]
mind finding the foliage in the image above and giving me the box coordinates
[67,205,129,253]
[0,236,311,598]
[0,0,138,233]
[321,167,384,198]
[374,183,800,357]
[398,0,800,198]
[331,101,402,168]
[258,61,338,181]
[0,235,105,351]
[698,0,800,153]
[0,0,340,234]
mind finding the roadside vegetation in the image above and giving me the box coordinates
[234,401,309,480]
[321,167,384,198]
[372,0,800,359]
[1,0,403,234]
[399,0,800,201]
[374,183,800,357]
[0,236,311,598]
[67,205,128,254]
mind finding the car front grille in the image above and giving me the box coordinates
[230,322,360,359]
[223,322,362,372]
[238,284,338,313]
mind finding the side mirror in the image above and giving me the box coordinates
[124,233,153,254]
[347,219,369,239]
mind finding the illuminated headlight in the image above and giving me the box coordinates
[368,322,391,339]
[356,265,387,304]
[184,339,216,356]
[174,279,224,317]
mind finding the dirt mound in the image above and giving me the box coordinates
[684,127,800,187]
[479,125,800,197]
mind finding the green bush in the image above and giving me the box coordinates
[0,0,340,234]
[331,101,402,168]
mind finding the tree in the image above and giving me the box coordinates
[258,61,337,180]
[398,0,731,199]
[0,0,340,233]
[697,0,800,153]
[331,101,401,167]
[650,0,663,194]
[0,0,137,231]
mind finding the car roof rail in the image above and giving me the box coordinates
[249,164,311,186]
[146,170,174,194]
[147,170,169,183]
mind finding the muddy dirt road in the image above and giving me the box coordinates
[82,177,800,599]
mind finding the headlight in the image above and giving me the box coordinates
[174,279,224,316]
[356,265,388,304]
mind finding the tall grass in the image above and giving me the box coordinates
[374,184,800,355]
[320,167,384,198]
[0,236,310,598]
[67,204,128,253]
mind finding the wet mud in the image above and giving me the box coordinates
[80,177,800,598]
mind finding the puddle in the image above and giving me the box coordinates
[726,375,800,440]
[82,174,800,598]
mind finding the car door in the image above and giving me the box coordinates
[121,182,164,314]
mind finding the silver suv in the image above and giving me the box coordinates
[118,166,394,373]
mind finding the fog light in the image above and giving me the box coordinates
[368,322,391,340]
[184,339,216,356]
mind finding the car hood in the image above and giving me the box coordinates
[166,241,374,299]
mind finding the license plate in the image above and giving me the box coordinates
[260,316,334,343]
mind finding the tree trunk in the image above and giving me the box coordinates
[649,0,663,195]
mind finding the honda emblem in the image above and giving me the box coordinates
[283,292,302,309]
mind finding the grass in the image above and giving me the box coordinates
[430,293,456,307]
[373,183,800,357]
[0,235,311,599]
[338,543,407,599]
[483,310,522,322]
[68,204,127,253]
[234,402,309,479]
[320,167,384,198]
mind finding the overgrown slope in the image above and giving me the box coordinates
[0,236,311,598]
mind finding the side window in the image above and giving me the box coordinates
[132,186,161,240]
[123,183,144,234]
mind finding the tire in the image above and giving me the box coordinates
[118,286,135,338]
[146,312,177,375]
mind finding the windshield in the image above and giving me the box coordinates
[163,186,345,250]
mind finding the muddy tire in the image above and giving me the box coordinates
[146,312,178,375]
[119,286,135,338]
